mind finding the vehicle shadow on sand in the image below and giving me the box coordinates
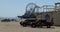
[31,26,55,29]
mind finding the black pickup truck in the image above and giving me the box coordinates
[20,18,54,28]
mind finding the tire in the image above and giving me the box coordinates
[47,25,51,28]
[20,22,23,25]
[40,26,43,28]
[31,25,36,28]
[23,24,27,27]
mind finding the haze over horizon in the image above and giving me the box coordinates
[0,0,60,18]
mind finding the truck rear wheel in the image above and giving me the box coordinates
[47,25,51,28]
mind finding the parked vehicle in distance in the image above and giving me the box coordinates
[1,19,10,22]
[20,18,54,28]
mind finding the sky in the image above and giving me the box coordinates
[0,0,60,18]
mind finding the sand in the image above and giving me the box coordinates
[0,21,60,32]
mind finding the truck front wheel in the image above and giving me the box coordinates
[31,25,36,28]
[23,24,27,27]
